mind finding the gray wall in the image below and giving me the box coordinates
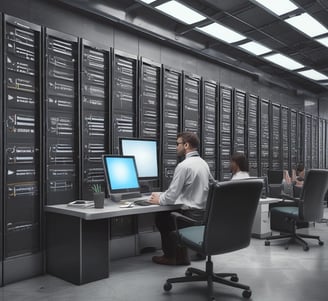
[0,0,325,115]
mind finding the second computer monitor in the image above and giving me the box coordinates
[119,138,158,180]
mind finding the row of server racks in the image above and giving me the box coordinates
[1,15,328,285]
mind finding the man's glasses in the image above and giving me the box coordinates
[176,142,184,146]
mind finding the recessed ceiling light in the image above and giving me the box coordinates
[263,53,304,70]
[239,41,272,55]
[156,0,206,25]
[298,69,328,81]
[316,37,328,47]
[139,0,155,4]
[285,13,328,37]
[197,22,246,44]
[252,0,298,16]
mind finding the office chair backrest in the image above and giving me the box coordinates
[301,169,328,221]
[203,179,263,255]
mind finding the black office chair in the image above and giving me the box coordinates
[163,179,263,300]
[265,169,328,251]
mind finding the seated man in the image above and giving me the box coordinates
[148,132,213,265]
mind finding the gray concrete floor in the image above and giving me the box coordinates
[1,211,327,301]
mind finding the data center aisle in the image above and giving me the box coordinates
[1,210,328,301]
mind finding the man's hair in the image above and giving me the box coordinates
[177,132,199,150]
[231,152,249,172]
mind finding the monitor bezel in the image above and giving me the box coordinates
[102,154,141,195]
[119,137,159,180]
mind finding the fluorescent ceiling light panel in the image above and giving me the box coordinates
[239,41,272,55]
[298,69,328,81]
[285,13,328,37]
[156,0,206,25]
[263,53,304,70]
[317,37,328,47]
[139,0,155,4]
[197,23,246,43]
[253,0,298,16]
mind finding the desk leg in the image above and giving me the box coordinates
[46,213,109,285]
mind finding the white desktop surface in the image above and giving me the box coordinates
[44,199,181,220]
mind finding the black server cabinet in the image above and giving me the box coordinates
[311,116,319,169]
[0,13,3,286]
[138,58,161,191]
[319,118,326,169]
[326,120,328,169]
[281,106,290,171]
[290,109,298,169]
[111,50,137,154]
[44,29,79,205]
[304,113,312,169]
[218,85,233,181]
[80,40,110,200]
[271,103,281,170]
[3,16,41,259]
[233,89,247,154]
[297,112,305,165]
[247,94,259,176]
[182,72,201,137]
[259,99,270,176]
[161,66,181,190]
[201,80,218,178]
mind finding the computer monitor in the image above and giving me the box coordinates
[102,155,141,202]
[119,138,159,180]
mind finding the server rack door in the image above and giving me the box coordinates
[218,85,233,181]
[0,13,3,285]
[202,80,218,178]
[44,29,79,205]
[290,109,298,170]
[304,114,312,169]
[182,72,201,137]
[281,106,290,171]
[233,89,247,154]
[138,57,161,191]
[326,120,328,169]
[3,16,41,258]
[311,116,319,168]
[319,118,325,169]
[247,94,259,177]
[161,66,181,190]
[259,99,270,176]
[297,112,305,165]
[80,40,110,200]
[111,50,137,154]
[270,103,282,170]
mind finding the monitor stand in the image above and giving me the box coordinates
[110,192,142,202]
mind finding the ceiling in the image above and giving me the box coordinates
[56,0,328,96]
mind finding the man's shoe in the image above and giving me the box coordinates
[152,255,176,265]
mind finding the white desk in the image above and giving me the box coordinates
[251,198,282,238]
[45,200,181,285]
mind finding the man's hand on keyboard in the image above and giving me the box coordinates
[149,192,160,205]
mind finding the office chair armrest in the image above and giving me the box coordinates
[281,193,300,204]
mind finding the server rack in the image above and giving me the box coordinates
[319,118,326,169]
[111,49,137,154]
[247,94,259,176]
[2,15,42,283]
[290,109,298,169]
[326,120,328,169]
[270,103,282,170]
[304,113,312,169]
[181,72,201,137]
[218,85,233,181]
[233,89,247,154]
[281,105,290,171]
[311,116,319,168]
[44,29,79,205]
[297,112,305,164]
[138,57,161,191]
[0,13,3,286]
[259,99,270,176]
[80,40,110,200]
[201,79,218,178]
[161,66,181,190]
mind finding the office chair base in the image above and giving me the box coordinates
[164,257,252,300]
[265,232,324,251]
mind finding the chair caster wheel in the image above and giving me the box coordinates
[319,241,324,246]
[163,282,172,291]
[242,290,252,298]
[231,276,239,282]
[185,270,192,277]
[303,245,309,251]
[265,241,270,246]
